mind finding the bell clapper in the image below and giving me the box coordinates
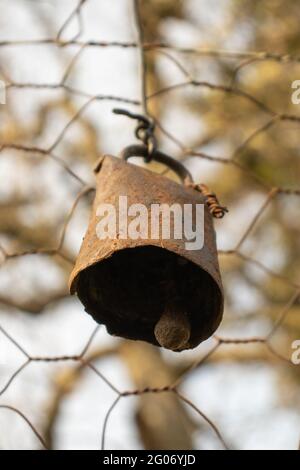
[154,307,191,352]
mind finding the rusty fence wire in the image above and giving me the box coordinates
[0,0,300,450]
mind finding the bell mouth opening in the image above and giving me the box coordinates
[76,245,223,350]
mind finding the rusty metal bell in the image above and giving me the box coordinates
[69,145,224,351]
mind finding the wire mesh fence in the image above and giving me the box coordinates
[0,0,299,450]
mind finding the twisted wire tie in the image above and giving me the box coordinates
[188,182,228,219]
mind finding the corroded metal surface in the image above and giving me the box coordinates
[69,155,224,350]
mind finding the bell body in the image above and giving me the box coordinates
[69,155,224,350]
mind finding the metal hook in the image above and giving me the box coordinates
[113,108,157,161]
[119,144,194,185]
[113,108,152,127]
